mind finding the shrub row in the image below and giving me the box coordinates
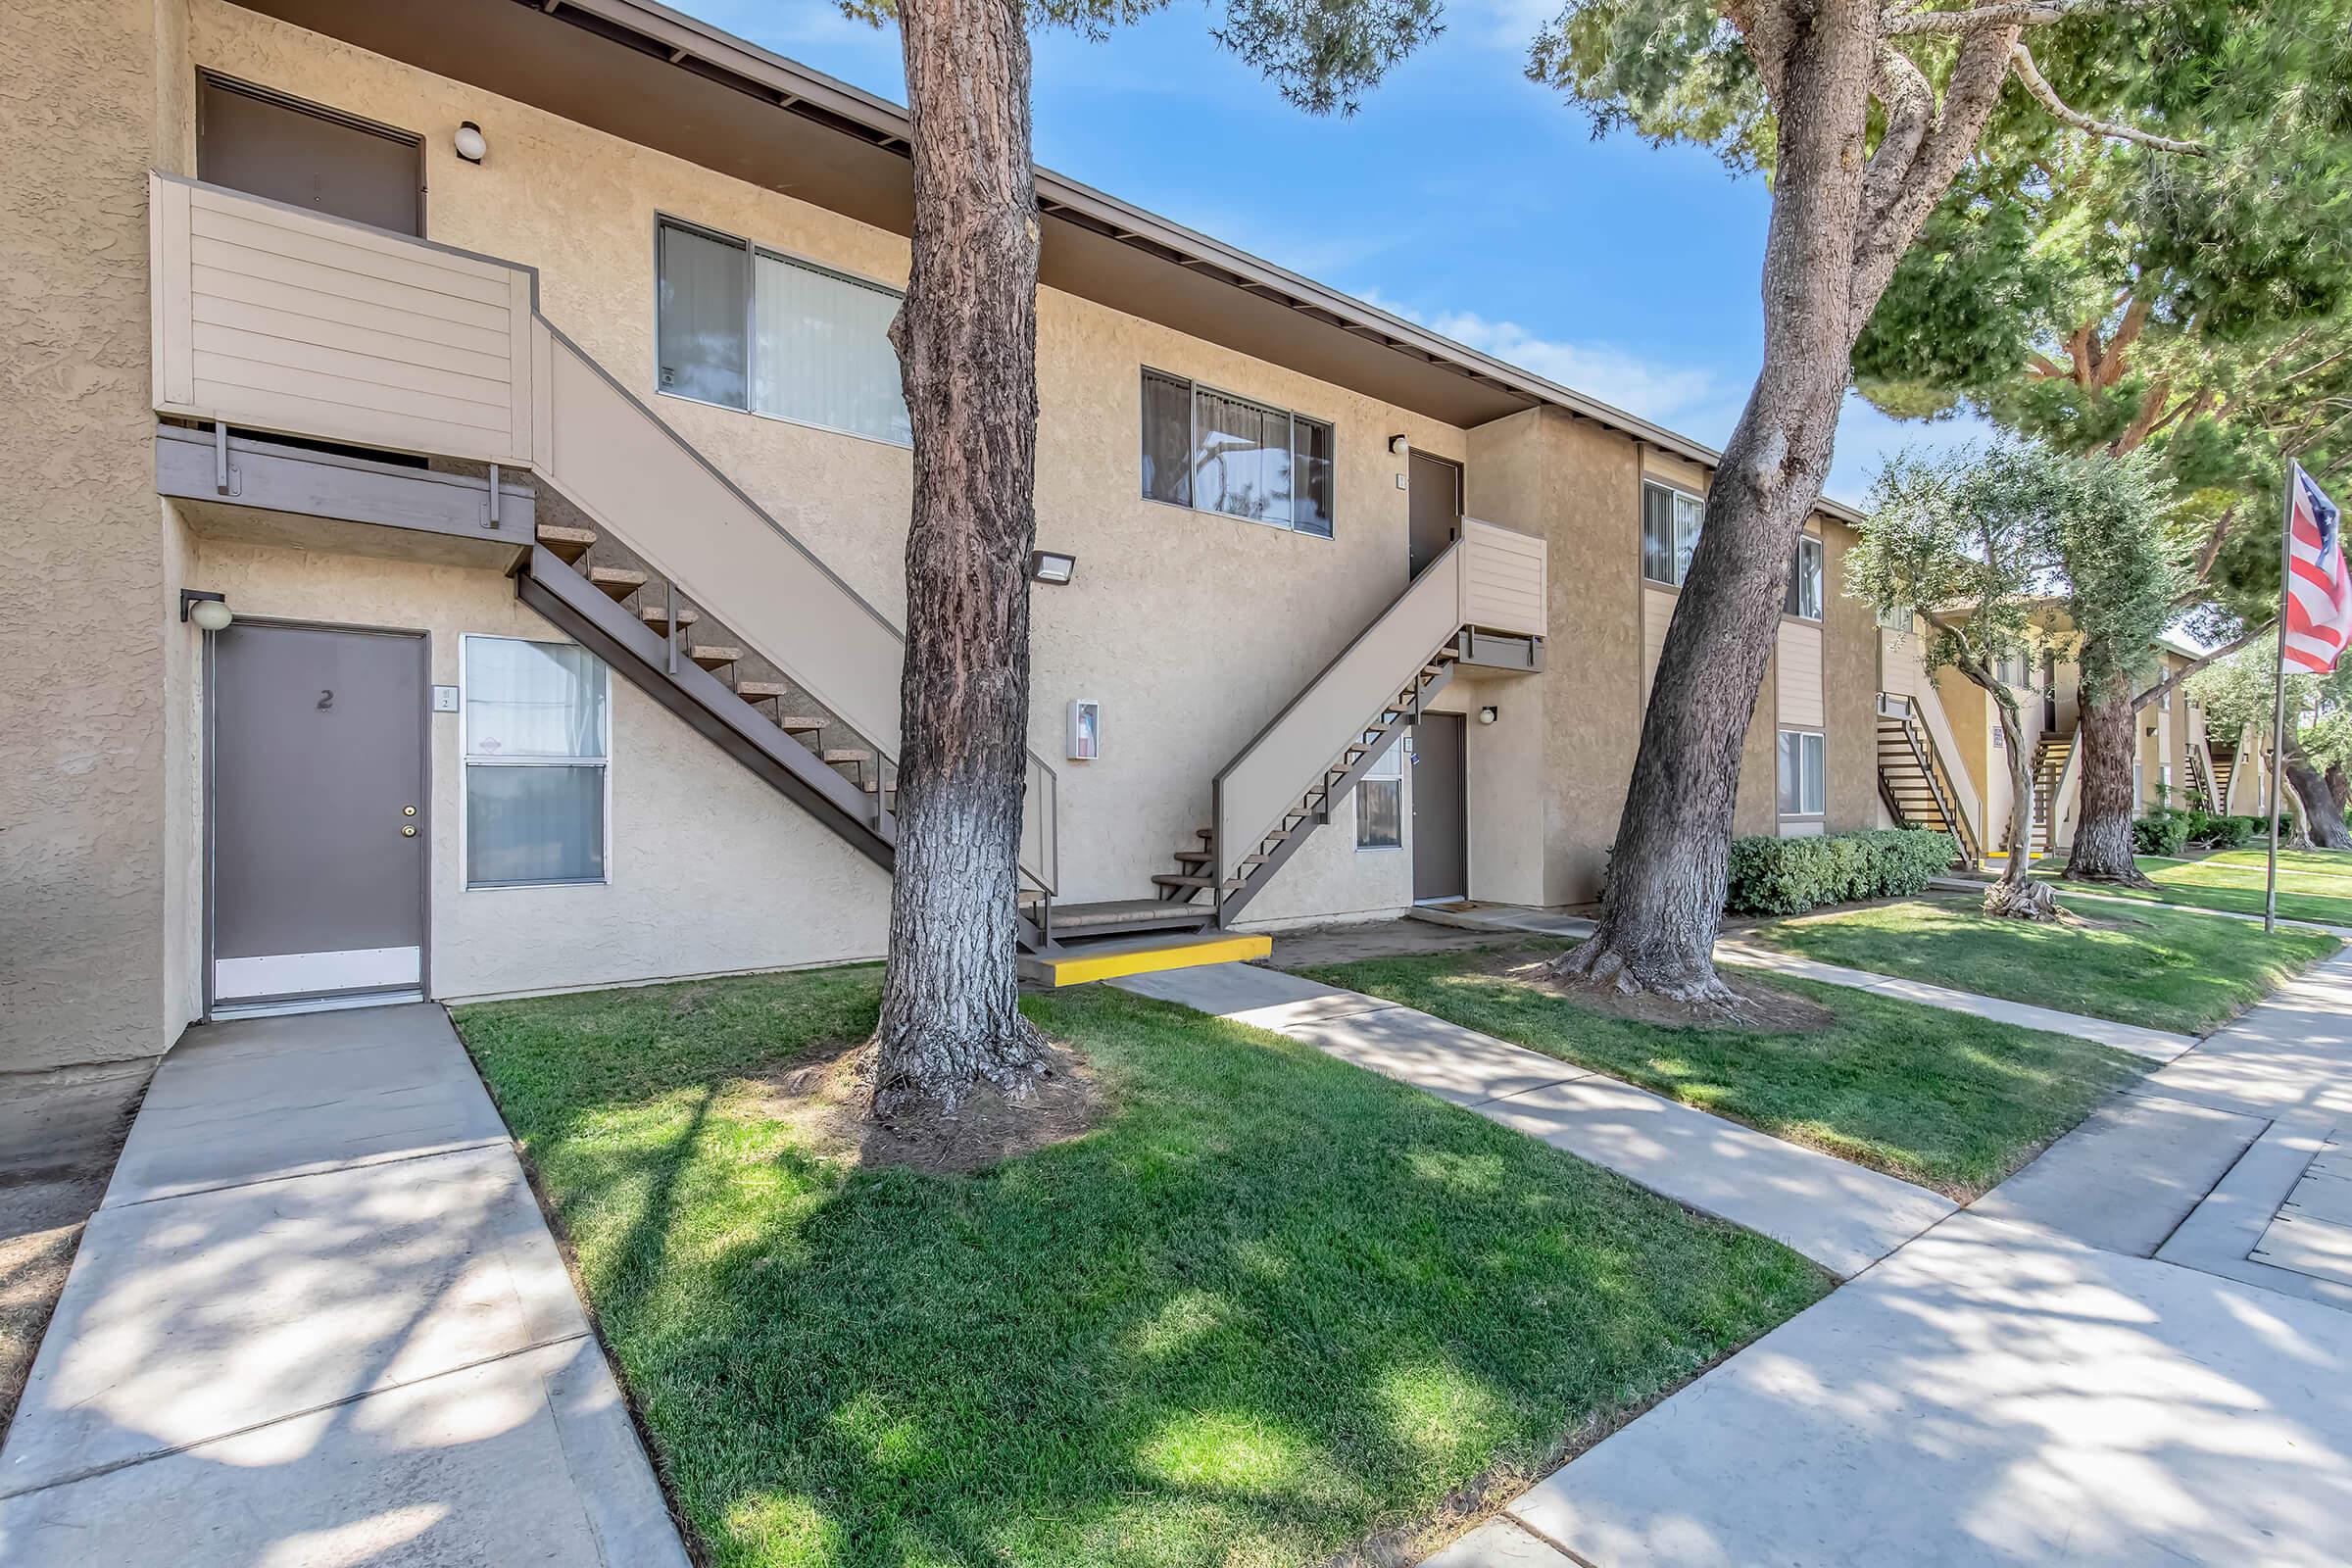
[1723,827,1958,916]
[2132,809,2284,856]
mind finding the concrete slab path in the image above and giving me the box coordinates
[0,1004,689,1568]
[1401,903,2200,1059]
[1447,947,2352,1567]
[1114,963,1955,1280]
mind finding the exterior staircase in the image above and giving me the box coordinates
[2211,743,2238,810]
[2026,730,2074,856]
[143,172,1546,988]
[1875,709,1978,865]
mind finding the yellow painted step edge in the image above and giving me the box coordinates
[1036,933,1273,988]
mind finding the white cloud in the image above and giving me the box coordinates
[1360,292,1734,432]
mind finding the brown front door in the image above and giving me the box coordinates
[1408,451,1462,580]
[1411,712,1467,902]
[210,623,428,1010]
[198,74,424,236]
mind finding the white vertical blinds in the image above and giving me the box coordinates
[465,638,609,887]
[753,251,911,444]
[655,221,747,409]
[1141,368,1336,536]
[657,218,910,446]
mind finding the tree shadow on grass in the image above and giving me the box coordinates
[458,978,1828,1568]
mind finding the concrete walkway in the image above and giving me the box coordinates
[1113,962,1955,1280]
[0,1004,688,1567]
[1437,946,2352,1566]
[1406,904,2200,1058]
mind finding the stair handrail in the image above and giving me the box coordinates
[1211,543,1468,892]
[530,318,1060,893]
[1902,672,1985,856]
[2046,724,2084,852]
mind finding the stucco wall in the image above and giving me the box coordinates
[1466,408,1643,905]
[1820,521,1880,830]
[187,0,1459,922]
[0,0,188,1071]
[185,536,893,1000]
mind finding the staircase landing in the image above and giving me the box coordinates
[1022,929,1272,989]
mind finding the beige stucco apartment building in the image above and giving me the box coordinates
[3,0,1896,1076]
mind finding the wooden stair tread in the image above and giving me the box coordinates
[640,605,699,628]
[587,566,645,599]
[688,645,742,669]
[735,680,791,699]
[774,716,824,734]
[822,749,872,764]
[536,525,598,564]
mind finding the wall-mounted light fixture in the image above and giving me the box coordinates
[1029,550,1076,585]
[454,121,487,164]
[179,590,232,631]
[2145,725,2160,738]
[1388,434,1411,457]
[1478,706,1498,726]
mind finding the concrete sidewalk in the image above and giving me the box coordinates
[0,1004,688,1567]
[1114,962,1954,1280]
[1404,904,2200,1058]
[1439,947,2352,1566]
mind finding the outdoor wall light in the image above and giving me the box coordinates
[454,121,487,164]
[180,590,232,631]
[1388,434,1411,456]
[1029,550,1076,585]
[1478,706,1499,725]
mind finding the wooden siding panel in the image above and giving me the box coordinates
[156,176,532,466]
[1458,518,1546,636]
[1778,621,1825,729]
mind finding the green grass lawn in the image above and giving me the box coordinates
[455,966,1827,1568]
[1294,943,2146,1200]
[1738,895,2337,1036]
[2038,848,2352,927]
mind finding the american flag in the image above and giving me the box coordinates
[2285,464,2352,675]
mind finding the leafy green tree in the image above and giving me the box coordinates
[1524,0,2211,999]
[1849,441,2178,913]
[2187,638,2352,847]
[845,0,1441,1113]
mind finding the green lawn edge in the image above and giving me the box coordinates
[454,966,1828,1568]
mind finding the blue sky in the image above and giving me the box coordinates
[674,0,1990,506]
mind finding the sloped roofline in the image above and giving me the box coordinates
[524,0,1866,525]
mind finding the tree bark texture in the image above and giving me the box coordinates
[1990,683,2037,889]
[871,0,1046,1113]
[1558,0,2024,997]
[2328,762,2349,819]
[2063,666,2152,885]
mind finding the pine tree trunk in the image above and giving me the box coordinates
[2328,762,2349,819]
[2063,666,2151,885]
[870,0,1045,1115]
[1554,0,1879,1000]
[2284,736,2352,850]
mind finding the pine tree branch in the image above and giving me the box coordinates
[2007,43,2206,154]
[1884,0,2159,35]
[2134,617,2273,711]
[2027,351,2068,379]
[2096,294,2152,387]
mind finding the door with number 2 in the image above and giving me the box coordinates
[209,622,428,1011]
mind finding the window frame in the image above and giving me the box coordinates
[1785,533,1825,621]
[652,212,913,450]
[461,634,612,892]
[1354,734,1405,851]
[1138,367,1336,539]
[1641,479,1707,588]
[1777,727,1827,819]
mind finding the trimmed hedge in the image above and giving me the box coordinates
[1724,827,1958,916]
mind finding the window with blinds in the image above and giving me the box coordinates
[656,217,910,446]
[1642,481,1705,586]
[1141,368,1335,537]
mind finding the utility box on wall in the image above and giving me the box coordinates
[1068,699,1101,761]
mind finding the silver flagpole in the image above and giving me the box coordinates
[2267,460,2294,934]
